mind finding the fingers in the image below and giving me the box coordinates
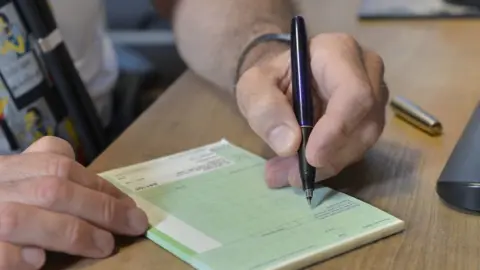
[332,120,381,167]
[0,202,114,258]
[236,52,301,156]
[0,177,148,236]
[265,119,384,189]
[362,49,389,106]
[309,34,376,142]
[5,136,128,202]
[304,34,386,178]
[323,50,388,169]
[0,243,45,270]
[0,152,128,201]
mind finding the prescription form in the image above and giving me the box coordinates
[100,139,405,270]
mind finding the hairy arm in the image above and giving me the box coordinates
[153,0,295,92]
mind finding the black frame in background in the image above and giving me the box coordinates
[13,0,107,164]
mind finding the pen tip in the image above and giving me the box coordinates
[307,197,312,206]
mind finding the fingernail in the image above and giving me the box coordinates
[128,208,148,234]
[268,125,296,154]
[93,230,114,257]
[22,247,45,268]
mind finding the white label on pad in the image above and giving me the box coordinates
[106,142,234,192]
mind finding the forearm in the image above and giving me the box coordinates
[168,0,295,92]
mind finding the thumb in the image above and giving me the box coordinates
[236,65,300,156]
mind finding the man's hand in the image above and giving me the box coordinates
[236,33,388,188]
[0,136,148,270]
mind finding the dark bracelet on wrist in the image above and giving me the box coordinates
[233,33,291,93]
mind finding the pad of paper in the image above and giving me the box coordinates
[100,139,405,270]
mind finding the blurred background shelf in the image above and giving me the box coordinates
[103,0,187,140]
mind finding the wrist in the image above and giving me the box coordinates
[234,33,290,89]
[240,41,290,74]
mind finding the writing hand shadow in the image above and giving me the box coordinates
[320,139,422,201]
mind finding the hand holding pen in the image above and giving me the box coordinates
[235,16,389,191]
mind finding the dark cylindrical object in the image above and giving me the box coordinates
[13,0,106,163]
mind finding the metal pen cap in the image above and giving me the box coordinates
[390,96,443,136]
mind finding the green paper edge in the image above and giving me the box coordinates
[146,226,213,270]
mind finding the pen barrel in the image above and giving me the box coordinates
[291,16,314,127]
[299,126,315,190]
[291,16,316,192]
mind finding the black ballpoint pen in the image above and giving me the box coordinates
[290,15,316,206]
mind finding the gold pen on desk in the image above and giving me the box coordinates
[390,96,443,136]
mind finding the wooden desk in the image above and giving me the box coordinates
[62,1,480,269]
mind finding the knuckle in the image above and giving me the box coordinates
[356,88,376,114]
[331,121,350,141]
[314,32,357,45]
[101,195,117,225]
[333,33,358,46]
[35,177,67,209]
[64,219,84,249]
[33,136,75,156]
[46,154,74,178]
[314,33,360,51]
[36,135,67,147]
[37,136,73,153]
[0,203,18,239]
[311,33,362,68]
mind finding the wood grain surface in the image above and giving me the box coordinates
[51,0,480,269]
